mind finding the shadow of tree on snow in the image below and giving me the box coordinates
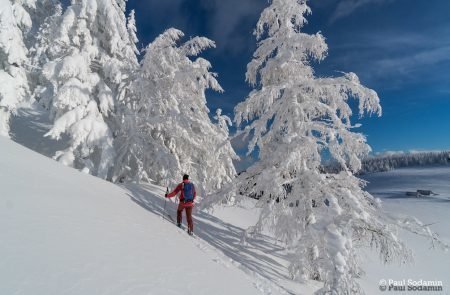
[124,183,298,294]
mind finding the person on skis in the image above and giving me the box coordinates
[165,174,196,235]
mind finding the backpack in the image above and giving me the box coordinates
[182,182,195,203]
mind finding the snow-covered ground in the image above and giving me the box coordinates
[202,167,450,294]
[359,168,450,294]
[0,137,262,295]
[129,184,326,294]
[2,133,449,294]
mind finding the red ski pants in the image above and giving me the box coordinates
[177,203,193,231]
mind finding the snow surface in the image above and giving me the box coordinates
[0,136,261,295]
[200,167,450,294]
[360,167,450,294]
[2,133,449,294]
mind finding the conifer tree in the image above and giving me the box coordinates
[34,0,138,178]
[113,28,237,193]
[0,0,34,137]
[206,0,445,293]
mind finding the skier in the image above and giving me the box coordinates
[165,174,196,235]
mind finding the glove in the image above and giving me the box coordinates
[165,193,168,198]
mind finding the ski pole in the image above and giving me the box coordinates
[163,187,169,217]
[164,187,169,216]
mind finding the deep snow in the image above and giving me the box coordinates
[0,136,262,295]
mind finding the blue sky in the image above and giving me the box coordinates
[125,0,450,157]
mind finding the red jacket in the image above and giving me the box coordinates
[167,180,196,207]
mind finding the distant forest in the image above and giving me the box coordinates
[322,151,450,174]
[360,151,450,173]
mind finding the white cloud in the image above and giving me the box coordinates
[197,0,265,55]
[130,0,265,55]
[373,46,450,77]
[330,0,395,23]
[325,26,450,88]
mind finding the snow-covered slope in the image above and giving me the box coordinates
[2,133,448,295]
[135,166,450,295]
[0,136,261,295]
[186,167,450,294]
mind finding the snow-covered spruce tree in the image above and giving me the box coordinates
[20,0,61,48]
[205,0,445,293]
[28,1,62,96]
[214,108,233,134]
[35,0,138,178]
[30,0,60,30]
[113,28,237,193]
[0,0,35,137]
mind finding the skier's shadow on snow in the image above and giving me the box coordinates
[125,183,296,294]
